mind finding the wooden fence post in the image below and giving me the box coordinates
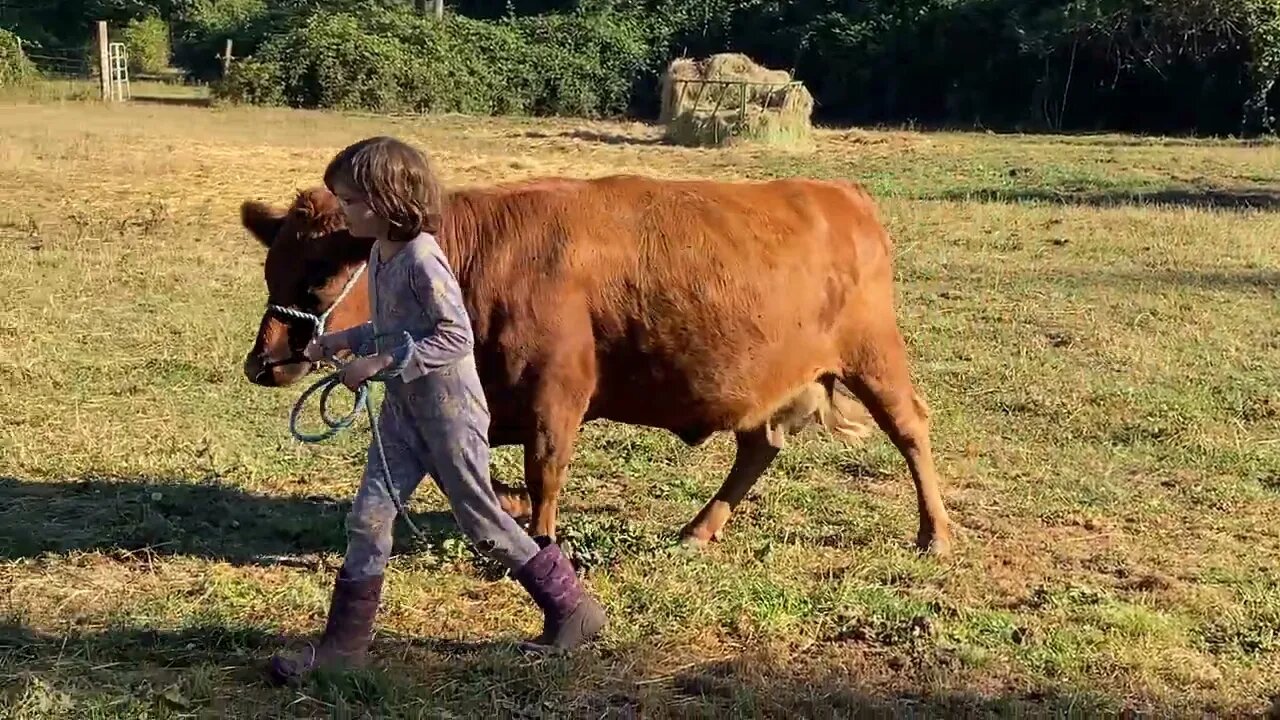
[220,39,234,77]
[97,21,110,100]
[415,0,443,19]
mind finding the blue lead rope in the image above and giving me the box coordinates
[288,363,428,544]
[287,366,374,443]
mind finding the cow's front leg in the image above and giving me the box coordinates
[523,342,594,540]
[524,402,588,539]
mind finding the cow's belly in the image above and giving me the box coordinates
[588,324,843,435]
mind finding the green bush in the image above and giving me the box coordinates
[510,11,652,116]
[0,29,38,88]
[383,15,543,115]
[211,57,284,105]
[270,11,412,112]
[216,3,654,117]
[171,0,277,80]
[452,0,1280,135]
[122,15,172,74]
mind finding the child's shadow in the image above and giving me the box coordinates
[0,619,539,698]
[0,474,486,572]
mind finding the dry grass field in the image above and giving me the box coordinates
[1,87,1279,717]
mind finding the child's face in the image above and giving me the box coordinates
[332,178,390,241]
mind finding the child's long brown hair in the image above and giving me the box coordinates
[323,136,443,241]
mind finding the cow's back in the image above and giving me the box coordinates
[444,174,892,438]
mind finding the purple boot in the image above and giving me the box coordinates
[266,569,383,684]
[513,537,607,650]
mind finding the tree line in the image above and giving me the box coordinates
[3,0,1278,135]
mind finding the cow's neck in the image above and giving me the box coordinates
[437,195,483,285]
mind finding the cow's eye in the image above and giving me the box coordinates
[302,259,340,302]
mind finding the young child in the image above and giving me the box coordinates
[268,136,606,684]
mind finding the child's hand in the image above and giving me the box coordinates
[305,333,353,362]
[303,339,327,362]
[339,354,393,391]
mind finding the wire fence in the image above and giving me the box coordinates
[23,46,91,79]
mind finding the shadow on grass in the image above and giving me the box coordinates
[1043,267,1280,294]
[519,128,664,147]
[0,474,463,568]
[0,620,515,716]
[129,94,213,108]
[0,621,505,673]
[924,185,1280,211]
[920,263,1278,296]
[563,129,665,147]
[0,619,1245,717]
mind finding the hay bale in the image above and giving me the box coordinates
[704,52,791,85]
[658,57,700,124]
[659,53,813,148]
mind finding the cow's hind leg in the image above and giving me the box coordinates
[842,324,953,557]
[679,428,780,547]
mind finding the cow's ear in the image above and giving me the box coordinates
[240,200,287,248]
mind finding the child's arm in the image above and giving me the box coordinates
[384,245,474,382]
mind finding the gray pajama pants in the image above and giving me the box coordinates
[342,372,539,580]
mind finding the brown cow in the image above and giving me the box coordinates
[239,174,953,556]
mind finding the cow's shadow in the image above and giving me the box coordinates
[924,185,1280,211]
[0,474,464,569]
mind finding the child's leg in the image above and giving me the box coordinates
[343,408,431,579]
[424,416,606,650]
[268,400,428,684]
[424,418,539,571]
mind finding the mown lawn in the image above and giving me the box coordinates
[1,94,1278,718]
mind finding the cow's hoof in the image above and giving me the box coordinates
[678,534,709,550]
[917,531,953,559]
[677,526,722,550]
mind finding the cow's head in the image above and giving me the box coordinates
[240,187,374,387]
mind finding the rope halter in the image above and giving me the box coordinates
[265,262,368,343]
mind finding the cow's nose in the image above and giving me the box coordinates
[254,366,276,386]
[243,354,276,387]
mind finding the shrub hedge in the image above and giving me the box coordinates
[212,5,652,117]
[121,15,172,74]
[0,29,37,88]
